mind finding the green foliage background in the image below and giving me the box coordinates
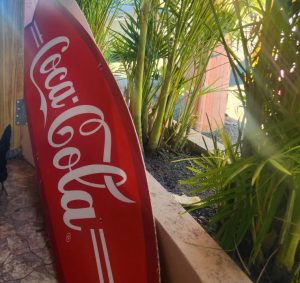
[183,1,300,282]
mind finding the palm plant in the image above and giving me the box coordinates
[76,0,127,60]
[111,0,235,151]
[183,0,300,282]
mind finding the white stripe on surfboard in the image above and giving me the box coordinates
[30,26,40,48]
[91,229,105,283]
[99,229,114,283]
[33,21,43,44]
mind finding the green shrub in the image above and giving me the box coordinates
[183,1,300,281]
[111,0,235,151]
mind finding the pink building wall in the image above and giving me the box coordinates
[194,45,230,132]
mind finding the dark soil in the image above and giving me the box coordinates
[144,149,216,235]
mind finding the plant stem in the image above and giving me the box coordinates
[132,0,150,147]
[148,57,174,151]
[148,0,182,151]
[276,186,300,272]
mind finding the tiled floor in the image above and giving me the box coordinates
[0,159,58,283]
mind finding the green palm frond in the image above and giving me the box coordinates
[185,0,300,281]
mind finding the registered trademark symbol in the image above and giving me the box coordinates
[66,232,72,243]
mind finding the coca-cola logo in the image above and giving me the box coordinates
[29,21,134,233]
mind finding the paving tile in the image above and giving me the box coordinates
[17,225,47,251]
[1,252,42,280]
[45,264,57,278]
[32,248,54,265]
[6,235,29,255]
[0,239,11,266]
[0,159,58,283]
[0,222,17,240]
[21,266,57,283]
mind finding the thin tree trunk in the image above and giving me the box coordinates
[131,0,150,148]
[148,16,180,151]
[147,73,170,150]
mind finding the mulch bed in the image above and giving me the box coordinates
[144,149,216,235]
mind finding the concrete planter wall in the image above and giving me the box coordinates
[147,172,251,283]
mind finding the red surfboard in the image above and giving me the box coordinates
[24,0,160,282]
